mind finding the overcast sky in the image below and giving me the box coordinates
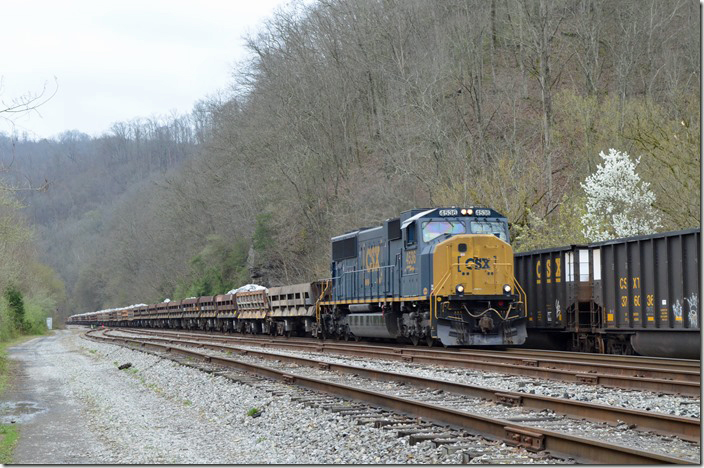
[1,0,290,140]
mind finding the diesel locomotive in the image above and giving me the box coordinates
[316,207,527,347]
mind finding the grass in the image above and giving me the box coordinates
[0,425,19,464]
[247,407,260,417]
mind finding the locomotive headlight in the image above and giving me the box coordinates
[467,208,473,215]
[460,208,467,215]
[456,284,465,294]
[503,284,512,293]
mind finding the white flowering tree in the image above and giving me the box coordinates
[581,148,661,242]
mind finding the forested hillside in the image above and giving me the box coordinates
[2,114,201,312]
[3,0,699,321]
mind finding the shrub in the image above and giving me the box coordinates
[4,286,26,333]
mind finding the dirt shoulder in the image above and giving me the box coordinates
[4,330,112,463]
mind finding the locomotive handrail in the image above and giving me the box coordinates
[432,260,524,326]
[315,279,332,322]
[514,278,527,316]
[334,265,396,302]
[430,270,453,324]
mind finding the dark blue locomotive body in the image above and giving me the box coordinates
[319,207,527,346]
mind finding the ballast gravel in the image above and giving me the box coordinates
[64,331,562,464]
[148,340,698,462]
[226,343,701,419]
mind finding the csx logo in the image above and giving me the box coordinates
[365,245,381,271]
[460,257,491,271]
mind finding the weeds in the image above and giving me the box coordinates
[0,425,18,463]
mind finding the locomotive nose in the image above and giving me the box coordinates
[431,234,513,297]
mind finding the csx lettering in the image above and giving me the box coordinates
[619,278,628,290]
[546,259,552,283]
[365,245,381,271]
[465,257,490,270]
[406,250,416,273]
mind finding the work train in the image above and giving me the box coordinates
[67,208,701,358]
[68,207,528,348]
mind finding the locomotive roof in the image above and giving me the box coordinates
[401,206,506,229]
[331,207,507,242]
[400,208,436,229]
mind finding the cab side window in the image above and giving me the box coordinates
[405,222,416,248]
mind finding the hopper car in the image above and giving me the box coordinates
[515,229,700,358]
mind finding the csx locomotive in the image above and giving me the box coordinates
[68,207,528,348]
[316,207,527,346]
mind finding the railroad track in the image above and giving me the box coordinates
[118,328,700,396]
[85,328,699,464]
[498,348,701,373]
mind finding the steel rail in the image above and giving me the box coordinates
[86,330,696,464]
[120,328,700,396]
[104,329,700,442]
[122,327,699,373]
[497,348,700,372]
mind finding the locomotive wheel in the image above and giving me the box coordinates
[425,336,434,347]
[410,335,420,346]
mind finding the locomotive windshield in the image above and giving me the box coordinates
[421,220,465,242]
[470,221,509,242]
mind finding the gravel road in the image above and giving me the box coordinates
[7,330,561,464]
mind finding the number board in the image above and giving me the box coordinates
[438,209,458,217]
